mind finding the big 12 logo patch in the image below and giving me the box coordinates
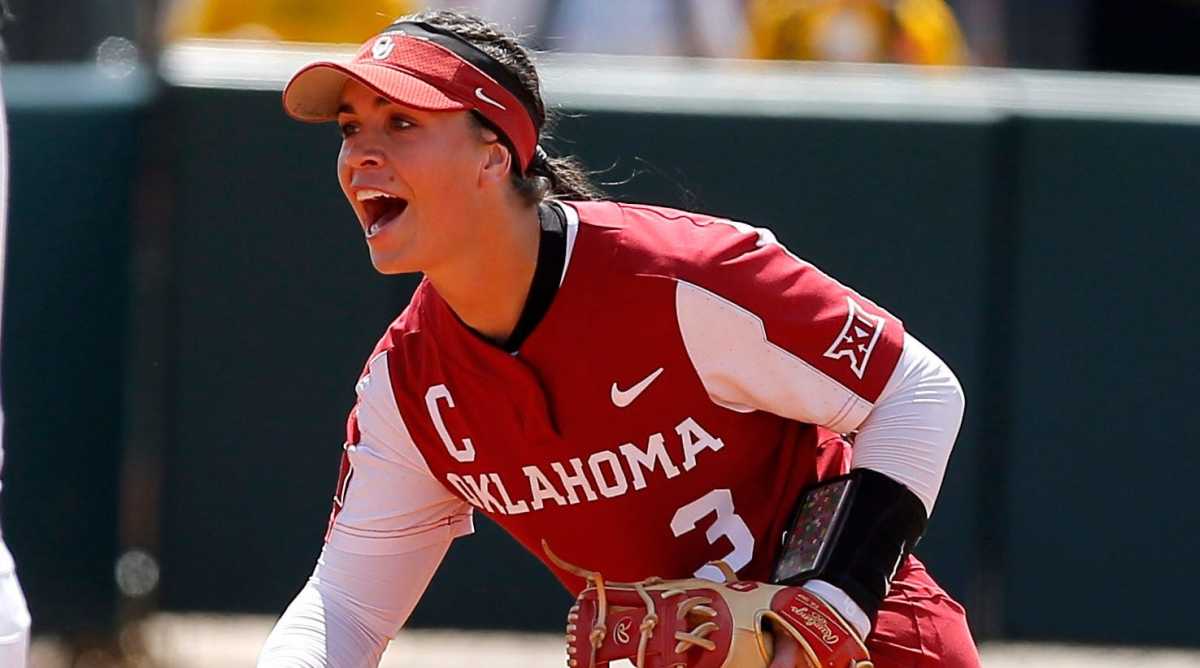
[823,297,885,379]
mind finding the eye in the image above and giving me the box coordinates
[390,115,414,130]
[338,121,359,138]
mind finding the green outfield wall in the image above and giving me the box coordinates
[4,53,1199,644]
[2,65,154,637]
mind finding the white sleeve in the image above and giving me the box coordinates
[257,540,450,668]
[850,333,965,515]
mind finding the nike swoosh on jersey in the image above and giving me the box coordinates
[611,367,665,408]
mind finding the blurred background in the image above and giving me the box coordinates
[2,1,1199,666]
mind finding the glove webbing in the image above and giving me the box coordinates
[546,541,724,668]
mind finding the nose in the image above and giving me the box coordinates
[344,141,386,170]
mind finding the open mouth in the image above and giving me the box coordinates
[356,189,409,238]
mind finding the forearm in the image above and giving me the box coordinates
[258,579,386,668]
[258,540,451,667]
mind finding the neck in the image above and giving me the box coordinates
[426,196,542,345]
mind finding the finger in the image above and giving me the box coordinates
[768,631,801,668]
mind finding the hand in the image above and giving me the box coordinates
[767,630,802,668]
[766,620,873,668]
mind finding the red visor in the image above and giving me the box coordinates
[284,30,539,171]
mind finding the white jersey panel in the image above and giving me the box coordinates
[675,280,874,433]
[328,351,473,556]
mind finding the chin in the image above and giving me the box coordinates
[372,265,418,276]
[368,252,422,275]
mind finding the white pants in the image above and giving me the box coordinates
[0,539,29,667]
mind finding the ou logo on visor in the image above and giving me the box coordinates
[372,35,396,60]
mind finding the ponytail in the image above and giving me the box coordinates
[519,144,605,203]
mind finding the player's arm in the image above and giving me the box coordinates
[674,221,963,635]
[258,351,473,667]
[786,333,962,635]
[258,541,450,667]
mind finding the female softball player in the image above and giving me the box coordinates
[260,9,980,667]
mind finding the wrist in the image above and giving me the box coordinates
[803,579,871,640]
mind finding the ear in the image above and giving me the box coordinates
[478,140,512,187]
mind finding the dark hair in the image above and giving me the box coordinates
[403,9,603,205]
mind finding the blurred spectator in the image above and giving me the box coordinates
[747,0,968,65]
[163,0,746,55]
[424,0,748,57]
[164,0,418,43]
[161,0,967,66]
[952,0,1006,66]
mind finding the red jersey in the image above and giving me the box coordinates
[327,200,905,593]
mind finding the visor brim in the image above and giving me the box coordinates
[283,61,468,122]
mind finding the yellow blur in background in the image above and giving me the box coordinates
[748,0,967,65]
[165,0,966,65]
[165,0,418,43]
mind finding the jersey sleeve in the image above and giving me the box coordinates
[325,349,473,556]
[671,218,904,433]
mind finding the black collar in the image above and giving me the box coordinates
[503,202,567,352]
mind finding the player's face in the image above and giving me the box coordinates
[335,80,493,275]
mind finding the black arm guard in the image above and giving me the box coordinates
[772,468,928,622]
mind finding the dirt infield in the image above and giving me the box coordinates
[28,614,1200,667]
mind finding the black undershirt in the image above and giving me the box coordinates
[502,202,567,353]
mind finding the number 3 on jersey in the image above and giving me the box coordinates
[670,489,754,581]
